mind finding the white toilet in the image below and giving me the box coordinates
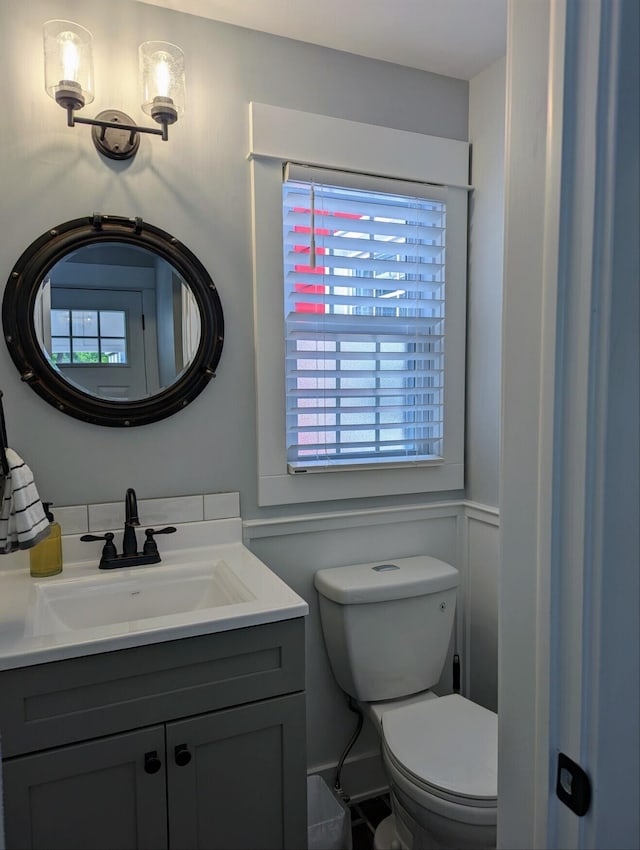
[314,555,497,850]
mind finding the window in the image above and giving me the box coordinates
[283,165,446,472]
[250,102,468,506]
[50,309,128,365]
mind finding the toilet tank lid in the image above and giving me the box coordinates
[314,555,459,604]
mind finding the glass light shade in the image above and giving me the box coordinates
[43,20,94,109]
[139,41,185,125]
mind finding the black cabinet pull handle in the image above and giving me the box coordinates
[144,751,162,774]
[175,744,192,766]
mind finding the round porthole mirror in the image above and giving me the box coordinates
[3,215,224,426]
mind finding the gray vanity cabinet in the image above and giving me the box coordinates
[0,618,307,850]
[3,726,168,850]
[166,693,305,849]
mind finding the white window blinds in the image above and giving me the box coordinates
[283,164,447,472]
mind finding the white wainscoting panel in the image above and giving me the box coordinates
[463,502,500,712]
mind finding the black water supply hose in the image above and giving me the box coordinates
[334,696,364,803]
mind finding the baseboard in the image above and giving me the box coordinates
[308,749,388,804]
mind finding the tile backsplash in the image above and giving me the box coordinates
[54,493,240,535]
[53,505,89,536]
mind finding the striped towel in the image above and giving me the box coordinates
[0,448,51,554]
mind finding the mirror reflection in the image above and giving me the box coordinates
[34,243,201,402]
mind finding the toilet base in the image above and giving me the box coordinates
[372,804,447,850]
[373,809,446,850]
[384,787,496,850]
[373,814,404,850]
[372,793,496,850]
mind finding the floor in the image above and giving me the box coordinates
[349,793,392,850]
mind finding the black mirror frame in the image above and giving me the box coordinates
[2,214,224,427]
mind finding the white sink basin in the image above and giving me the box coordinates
[25,559,256,637]
[0,517,308,670]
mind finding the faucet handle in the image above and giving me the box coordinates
[80,532,117,559]
[142,526,177,556]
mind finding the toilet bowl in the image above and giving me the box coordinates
[314,556,498,850]
[370,693,497,849]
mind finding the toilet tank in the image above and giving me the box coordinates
[314,555,459,702]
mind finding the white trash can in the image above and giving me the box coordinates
[307,774,352,850]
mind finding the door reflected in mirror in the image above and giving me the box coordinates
[34,243,201,402]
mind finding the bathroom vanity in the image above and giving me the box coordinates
[0,517,309,850]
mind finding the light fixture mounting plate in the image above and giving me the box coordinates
[91,109,140,160]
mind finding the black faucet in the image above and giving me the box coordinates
[122,487,140,555]
[81,487,177,569]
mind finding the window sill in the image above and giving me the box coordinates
[287,457,444,475]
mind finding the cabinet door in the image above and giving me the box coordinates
[166,693,307,850]
[3,725,168,850]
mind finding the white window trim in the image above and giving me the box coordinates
[249,102,470,507]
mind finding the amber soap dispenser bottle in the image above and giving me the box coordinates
[29,502,63,577]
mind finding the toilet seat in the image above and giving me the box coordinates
[382,694,497,808]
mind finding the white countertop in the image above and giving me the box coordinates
[0,518,308,671]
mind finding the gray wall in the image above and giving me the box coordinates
[461,57,506,718]
[0,0,468,517]
[466,56,506,507]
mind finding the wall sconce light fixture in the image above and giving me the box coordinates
[43,20,185,160]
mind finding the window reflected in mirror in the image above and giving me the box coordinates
[49,308,128,364]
